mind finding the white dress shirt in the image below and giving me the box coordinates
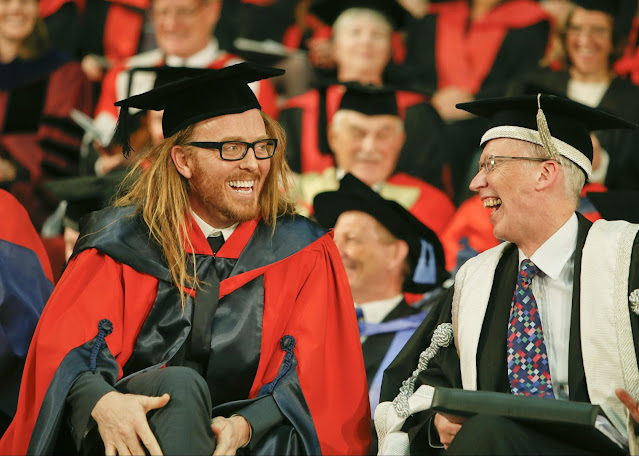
[356,294,404,343]
[192,211,237,241]
[518,213,579,393]
[165,40,220,68]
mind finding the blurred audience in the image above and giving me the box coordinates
[92,0,279,151]
[293,84,454,238]
[402,0,553,202]
[77,0,152,84]
[0,0,92,230]
[510,0,639,190]
[214,0,313,98]
[280,0,447,190]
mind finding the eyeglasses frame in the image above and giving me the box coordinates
[187,138,278,161]
[478,155,551,173]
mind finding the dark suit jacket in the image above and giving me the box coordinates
[362,299,420,387]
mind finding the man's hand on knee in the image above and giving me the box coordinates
[91,390,170,455]
[210,415,251,456]
[433,412,466,450]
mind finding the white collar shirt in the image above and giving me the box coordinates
[165,39,219,68]
[192,211,237,242]
[517,213,579,395]
[356,294,404,343]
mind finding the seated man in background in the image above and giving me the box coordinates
[380,94,639,455]
[0,63,370,456]
[314,173,449,454]
[293,83,454,239]
[280,0,447,190]
[92,0,279,148]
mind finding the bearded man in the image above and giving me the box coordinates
[0,63,370,456]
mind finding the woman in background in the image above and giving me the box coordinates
[0,0,92,230]
[510,0,639,190]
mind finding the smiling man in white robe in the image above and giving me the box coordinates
[380,93,639,455]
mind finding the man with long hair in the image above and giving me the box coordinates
[0,62,371,455]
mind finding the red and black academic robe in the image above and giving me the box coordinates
[77,0,150,66]
[508,68,639,192]
[40,0,85,57]
[0,190,54,437]
[95,43,279,133]
[0,206,371,455]
[214,0,299,66]
[0,50,93,230]
[279,84,447,189]
[402,0,551,98]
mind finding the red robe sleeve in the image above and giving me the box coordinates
[246,233,371,455]
[0,249,158,454]
[0,190,53,283]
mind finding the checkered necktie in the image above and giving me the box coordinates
[507,259,555,398]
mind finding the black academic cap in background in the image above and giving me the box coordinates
[587,190,639,223]
[113,62,285,157]
[570,0,620,16]
[457,94,636,178]
[314,173,449,293]
[317,82,402,155]
[338,82,399,116]
[310,0,409,29]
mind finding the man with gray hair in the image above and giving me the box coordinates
[380,94,639,455]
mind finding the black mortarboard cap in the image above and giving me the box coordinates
[113,62,285,157]
[457,94,636,178]
[313,173,449,292]
[570,0,619,16]
[587,190,639,223]
[318,82,400,155]
[310,0,409,29]
[338,82,399,116]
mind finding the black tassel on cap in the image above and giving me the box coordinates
[113,105,133,159]
[317,85,334,156]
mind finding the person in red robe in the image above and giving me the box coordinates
[279,0,448,191]
[0,62,370,455]
[0,0,93,230]
[402,0,553,202]
[293,83,455,240]
[0,190,53,438]
[92,0,279,150]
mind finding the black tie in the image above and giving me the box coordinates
[207,234,225,254]
[191,235,224,363]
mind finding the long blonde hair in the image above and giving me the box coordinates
[116,111,296,307]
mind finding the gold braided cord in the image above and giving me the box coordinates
[536,94,560,160]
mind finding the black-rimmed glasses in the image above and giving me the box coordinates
[188,139,278,161]
[478,155,549,173]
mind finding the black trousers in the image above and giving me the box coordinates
[446,414,627,456]
[84,367,216,455]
